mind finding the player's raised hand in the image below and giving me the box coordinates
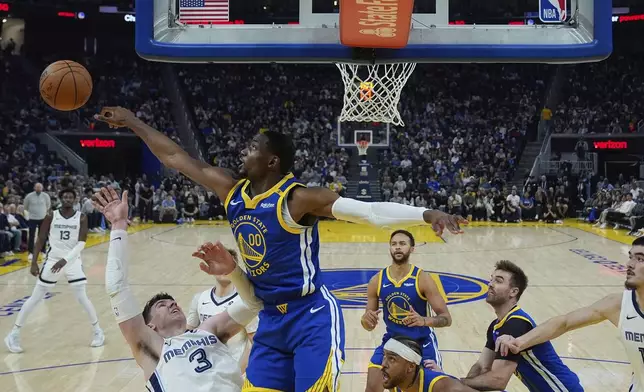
[94,106,135,129]
[402,306,427,327]
[494,334,521,356]
[361,309,382,330]
[424,210,468,237]
[93,186,129,224]
[423,359,443,372]
[192,241,237,276]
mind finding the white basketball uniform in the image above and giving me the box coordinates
[146,329,243,392]
[619,289,644,391]
[38,210,85,287]
[187,288,259,362]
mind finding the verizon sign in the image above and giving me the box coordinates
[80,139,116,148]
[593,140,628,150]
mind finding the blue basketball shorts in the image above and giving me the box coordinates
[368,332,442,370]
[243,286,346,392]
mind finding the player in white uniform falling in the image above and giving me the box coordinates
[187,247,258,374]
[496,236,644,391]
[5,188,104,353]
[94,186,263,392]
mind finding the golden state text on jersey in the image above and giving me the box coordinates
[225,173,323,305]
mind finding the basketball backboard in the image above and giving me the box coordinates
[136,0,612,64]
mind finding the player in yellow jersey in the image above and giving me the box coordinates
[381,337,476,392]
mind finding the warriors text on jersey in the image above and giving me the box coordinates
[619,290,644,392]
[47,210,81,261]
[146,329,242,392]
[486,306,583,392]
[187,287,259,362]
[225,173,322,305]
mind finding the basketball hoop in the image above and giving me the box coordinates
[357,140,369,156]
[336,62,416,126]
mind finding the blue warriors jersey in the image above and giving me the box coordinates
[488,306,584,392]
[225,173,323,305]
[393,368,452,392]
[378,265,435,342]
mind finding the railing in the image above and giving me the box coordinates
[539,160,594,175]
[523,132,552,192]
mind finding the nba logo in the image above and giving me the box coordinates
[539,0,568,23]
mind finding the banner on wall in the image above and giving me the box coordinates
[551,135,644,154]
[52,133,157,178]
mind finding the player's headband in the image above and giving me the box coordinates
[383,338,422,365]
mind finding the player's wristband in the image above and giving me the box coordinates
[227,299,257,326]
[226,265,263,311]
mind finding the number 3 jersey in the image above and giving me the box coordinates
[47,210,81,261]
[146,329,243,392]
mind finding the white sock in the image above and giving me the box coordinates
[15,284,49,328]
[70,284,100,329]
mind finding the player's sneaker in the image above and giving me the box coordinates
[4,331,23,353]
[91,329,105,347]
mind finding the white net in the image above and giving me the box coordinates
[336,62,416,126]
[357,141,369,156]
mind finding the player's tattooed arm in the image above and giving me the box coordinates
[419,271,452,328]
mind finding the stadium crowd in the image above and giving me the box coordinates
[552,54,644,135]
[2,44,644,261]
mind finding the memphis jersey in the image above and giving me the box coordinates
[47,210,81,261]
[225,173,322,305]
[393,368,452,392]
[187,288,259,362]
[619,290,644,391]
[146,329,242,392]
[490,306,583,392]
[377,265,435,342]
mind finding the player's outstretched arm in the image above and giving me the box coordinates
[199,300,257,344]
[95,187,164,376]
[465,347,495,378]
[462,355,518,391]
[419,271,452,328]
[361,274,381,331]
[288,187,466,237]
[95,107,237,200]
[30,214,52,276]
[497,293,621,355]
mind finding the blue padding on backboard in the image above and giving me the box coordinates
[135,0,612,63]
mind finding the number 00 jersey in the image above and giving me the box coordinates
[146,329,242,392]
[619,290,644,392]
[225,173,323,305]
[47,210,81,261]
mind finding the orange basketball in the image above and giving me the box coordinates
[39,60,93,111]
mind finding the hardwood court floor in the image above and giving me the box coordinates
[0,221,635,391]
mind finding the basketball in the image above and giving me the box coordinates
[39,60,93,111]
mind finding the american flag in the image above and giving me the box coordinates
[179,0,229,23]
